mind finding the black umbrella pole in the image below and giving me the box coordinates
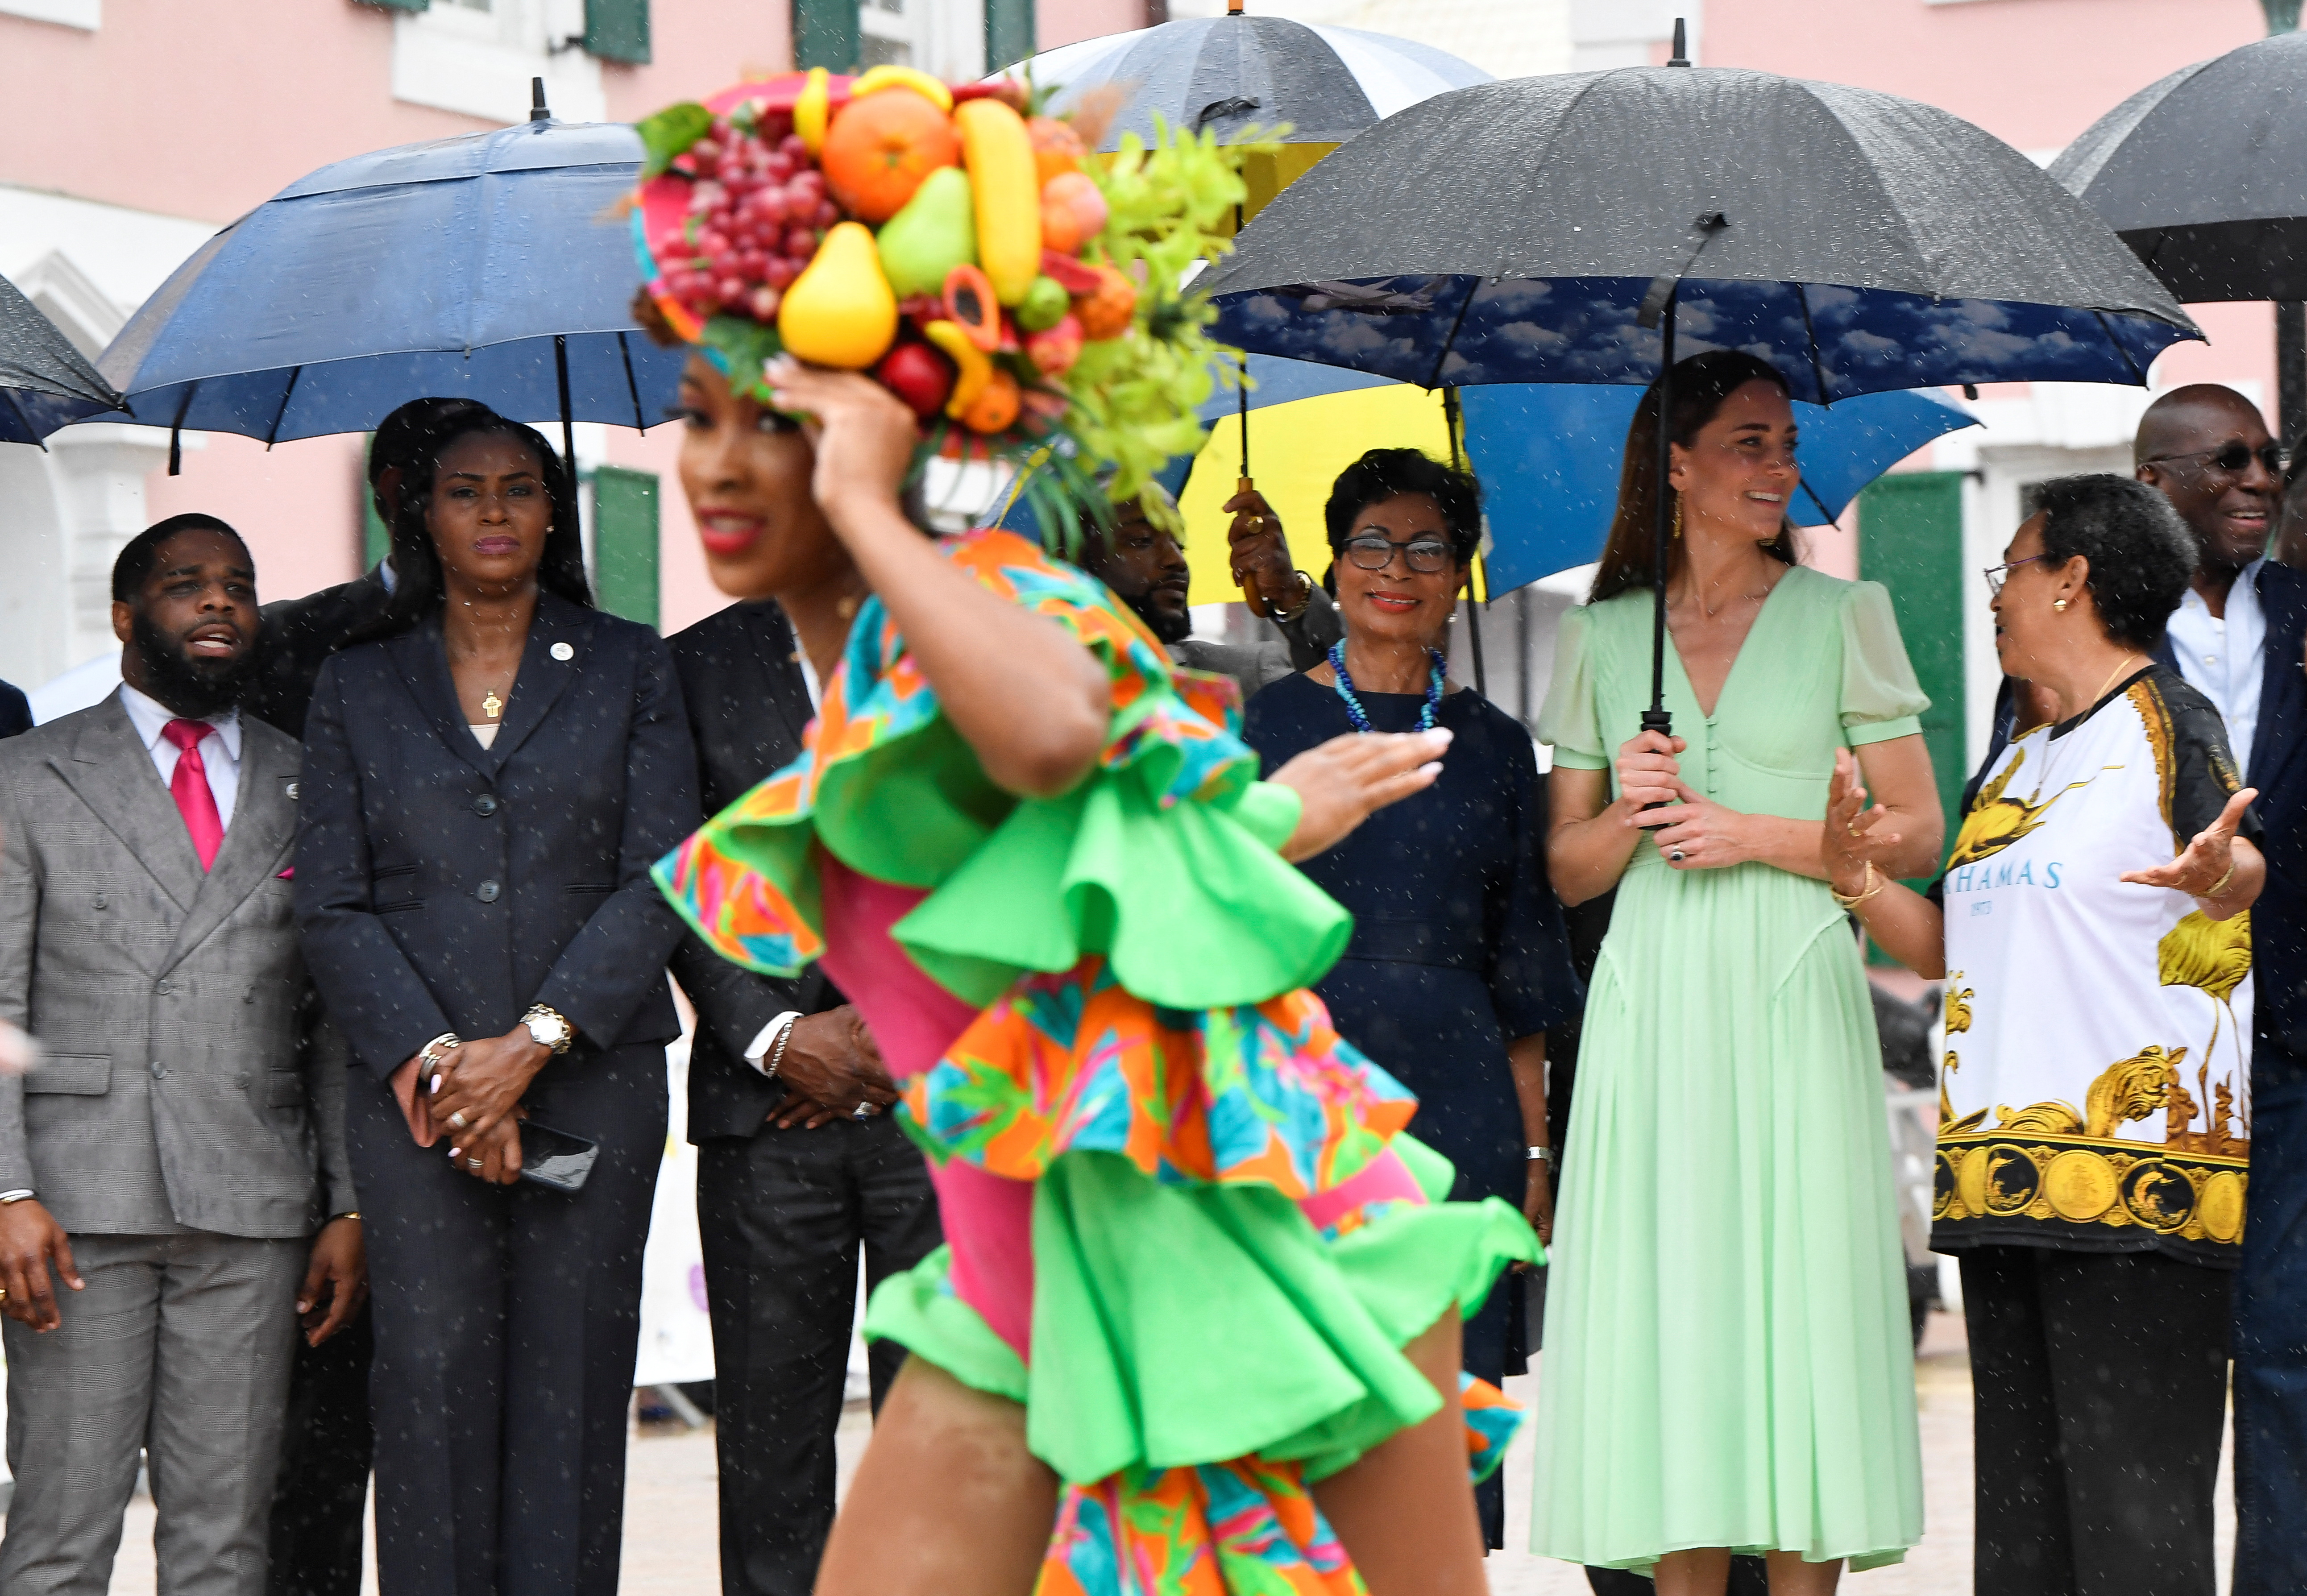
[555,333,577,487]
[1645,293,1677,745]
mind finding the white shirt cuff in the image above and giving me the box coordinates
[743,1011,804,1078]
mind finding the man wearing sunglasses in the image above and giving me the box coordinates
[2134,385,2283,781]
[2135,384,2307,1596]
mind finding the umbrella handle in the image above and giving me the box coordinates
[1234,473,1278,619]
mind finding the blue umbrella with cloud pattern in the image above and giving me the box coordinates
[1199,29,2199,740]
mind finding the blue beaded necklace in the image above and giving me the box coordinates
[1328,641,1446,734]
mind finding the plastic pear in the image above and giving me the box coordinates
[878,168,979,300]
[777,221,899,369]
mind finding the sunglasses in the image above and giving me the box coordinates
[1342,534,1454,573]
[2141,441,2283,478]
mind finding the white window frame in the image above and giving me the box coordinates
[857,0,985,83]
[0,0,100,29]
[392,0,606,126]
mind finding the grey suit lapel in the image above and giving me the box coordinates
[51,693,203,912]
[159,725,297,975]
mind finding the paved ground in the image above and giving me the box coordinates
[98,1310,2233,1595]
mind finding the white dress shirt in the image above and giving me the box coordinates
[2165,558,2265,784]
[742,642,826,1075]
[118,683,242,833]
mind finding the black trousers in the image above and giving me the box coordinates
[266,1304,375,1596]
[2233,1064,2307,1595]
[1962,1245,2230,1596]
[348,1043,666,1596]
[697,1116,940,1596]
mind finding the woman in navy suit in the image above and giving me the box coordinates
[295,410,697,1596]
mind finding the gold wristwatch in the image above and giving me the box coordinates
[521,1004,575,1056]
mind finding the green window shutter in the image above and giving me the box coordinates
[585,0,651,64]
[793,0,859,72]
[1857,470,1967,915]
[357,0,429,12]
[985,0,1036,72]
[593,466,661,628]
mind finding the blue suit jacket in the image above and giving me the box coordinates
[2240,562,2307,1066]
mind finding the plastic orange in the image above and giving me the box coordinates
[1027,116,1086,186]
[959,367,1021,433]
[820,87,962,223]
[1075,264,1137,340]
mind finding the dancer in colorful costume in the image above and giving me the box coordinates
[632,69,1537,1596]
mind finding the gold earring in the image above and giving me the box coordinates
[2053,599,2068,612]
[1672,495,1683,540]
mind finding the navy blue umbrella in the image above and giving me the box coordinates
[100,90,683,470]
[1200,40,2199,730]
[0,270,124,444]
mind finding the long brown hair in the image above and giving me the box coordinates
[1590,349,1800,603]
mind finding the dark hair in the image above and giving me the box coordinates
[369,398,493,508]
[354,412,591,643]
[1591,350,1798,603]
[112,513,249,602]
[2031,474,2196,650]
[1324,448,1482,565]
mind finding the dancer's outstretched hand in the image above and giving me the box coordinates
[1271,728,1449,862]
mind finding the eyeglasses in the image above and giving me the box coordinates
[1982,555,2044,597]
[1342,534,1454,573]
[2141,441,2284,478]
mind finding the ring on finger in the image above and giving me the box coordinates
[1670,849,1687,862]
[446,1110,469,1131]
[466,1157,485,1171]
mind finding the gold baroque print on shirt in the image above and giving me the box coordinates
[1992,1046,2184,1139]
[1946,747,2099,868]
[1944,975,1973,1036]
[1934,1134,2248,1244]
[2127,678,2178,841]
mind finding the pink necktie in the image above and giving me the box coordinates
[161,719,224,871]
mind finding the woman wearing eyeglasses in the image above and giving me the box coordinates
[1241,447,1582,1552]
[1529,350,1940,1592]
[1826,474,2260,1596]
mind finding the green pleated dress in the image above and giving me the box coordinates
[1530,567,1927,1572]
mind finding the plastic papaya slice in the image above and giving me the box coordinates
[942,264,1002,352]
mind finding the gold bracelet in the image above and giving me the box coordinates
[2204,862,2237,899]
[1830,861,1885,912]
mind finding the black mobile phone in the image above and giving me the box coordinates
[517,1120,598,1194]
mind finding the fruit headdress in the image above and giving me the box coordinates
[631,66,1258,549]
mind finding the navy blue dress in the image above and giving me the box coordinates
[1244,670,1579,1547]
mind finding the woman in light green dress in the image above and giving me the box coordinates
[1531,352,1938,1593]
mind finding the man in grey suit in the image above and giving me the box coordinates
[0,514,363,1596]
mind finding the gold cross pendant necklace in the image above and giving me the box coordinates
[481,689,504,719]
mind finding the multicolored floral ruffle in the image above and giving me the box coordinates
[1036,1376,1523,1596]
[654,528,1262,982]
[903,956,1415,1200]
[1041,1459,1363,1596]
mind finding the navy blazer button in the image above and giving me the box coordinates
[149,1061,166,1079]
[474,795,500,817]
[477,880,502,903]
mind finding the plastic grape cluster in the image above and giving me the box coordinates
[654,121,832,327]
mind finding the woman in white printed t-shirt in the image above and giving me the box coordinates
[1826,473,2262,1596]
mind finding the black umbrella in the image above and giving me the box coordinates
[1200,27,2199,743]
[2048,29,2307,431]
[0,270,125,446]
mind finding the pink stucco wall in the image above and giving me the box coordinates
[1704,0,2280,405]
[0,0,1129,630]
